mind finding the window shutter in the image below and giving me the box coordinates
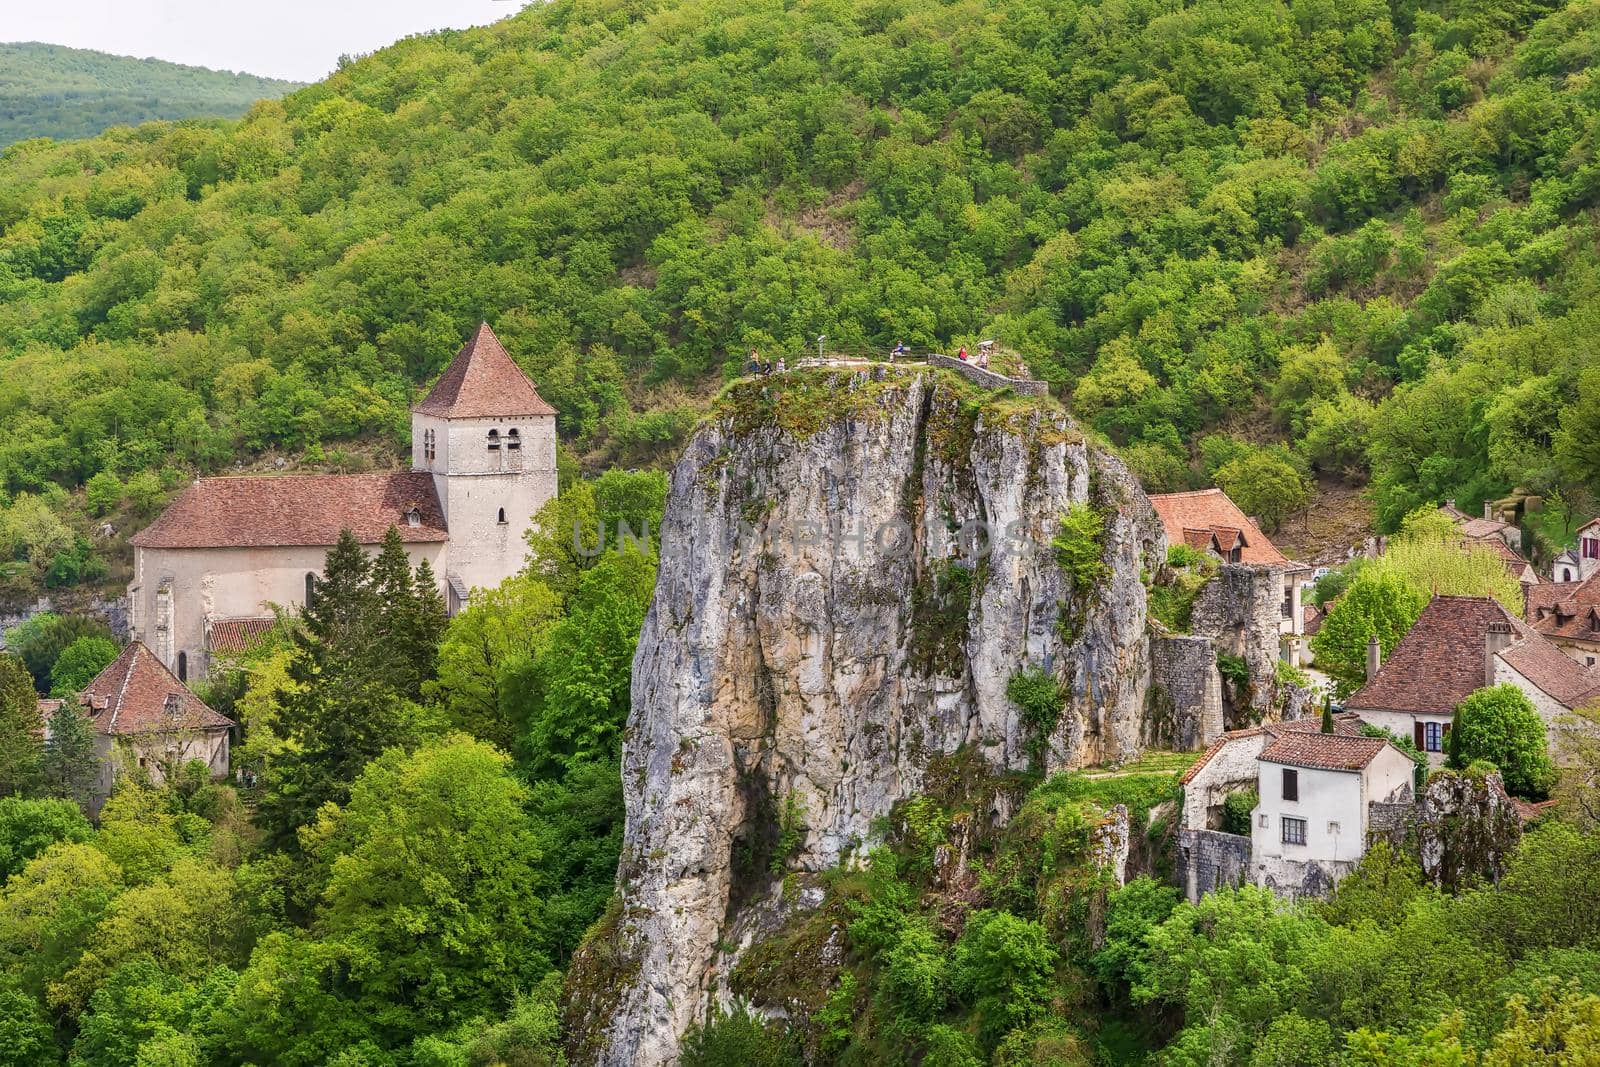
[1414,721,1425,749]
[1282,767,1298,801]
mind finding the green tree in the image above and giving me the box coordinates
[0,975,57,1067]
[0,797,91,883]
[1215,448,1312,533]
[513,549,656,777]
[1448,685,1556,798]
[1311,570,1430,695]
[256,530,437,848]
[680,1002,801,1067]
[951,909,1058,1048]
[300,736,551,1045]
[38,703,99,810]
[48,635,119,699]
[427,574,561,751]
[0,657,41,797]
[3,614,114,693]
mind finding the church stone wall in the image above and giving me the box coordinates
[129,541,447,680]
[1191,564,1288,720]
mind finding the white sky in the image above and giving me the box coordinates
[3,0,527,82]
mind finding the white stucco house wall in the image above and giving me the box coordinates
[127,324,558,680]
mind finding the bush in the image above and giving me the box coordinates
[1222,789,1258,836]
[680,1003,801,1067]
[1053,504,1109,599]
[952,910,1058,1048]
[49,636,120,699]
[1007,666,1065,764]
[1449,685,1556,798]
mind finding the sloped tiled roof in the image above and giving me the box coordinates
[1178,713,1365,784]
[1458,516,1511,539]
[413,323,556,419]
[1530,571,1600,643]
[1348,596,1531,715]
[1148,489,1290,566]
[1259,732,1391,771]
[129,472,447,549]
[1498,636,1600,709]
[1473,535,1536,581]
[79,642,232,736]
[207,617,276,655]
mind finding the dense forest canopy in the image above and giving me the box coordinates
[0,43,302,148]
[3,0,1600,590]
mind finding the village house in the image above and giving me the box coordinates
[126,324,558,681]
[1440,499,1524,553]
[1176,716,1413,901]
[1250,731,1416,899]
[1146,488,1312,665]
[1543,517,1600,585]
[71,640,234,809]
[1528,569,1600,668]
[1346,595,1600,764]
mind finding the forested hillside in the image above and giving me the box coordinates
[0,44,301,148]
[2,0,1600,591]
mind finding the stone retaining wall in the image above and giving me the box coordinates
[1148,634,1224,751]
[928,353,1049,396]
[1177,827,1251,903]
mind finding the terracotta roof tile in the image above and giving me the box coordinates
[1498,636,1600,709]
[1458,517,1511,539]
[1530,571,1600,643]
[1177,713,1364,784]
[1148,489,1289,566]
[1259,732,1390,771]
[129,472,447,549]
[79,642,232,736]
[413,323,556,419]
[1348,596,1531,715]
[207,617,276,655]
[1348,596,1522,713]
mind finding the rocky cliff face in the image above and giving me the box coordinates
[568,367,1164,1065]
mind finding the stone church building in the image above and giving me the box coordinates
[127,324,558,680]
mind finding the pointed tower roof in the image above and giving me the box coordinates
[413,323,557,419]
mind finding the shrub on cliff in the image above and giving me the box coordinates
[1449,685,1557,799]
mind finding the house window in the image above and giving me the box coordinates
[497,507,507,525]
[487,429,501,451]
[1282,816,1307,845]
[1282,592,1293,619]
[422,429,436,462]
[506,428,521,450]
[1584,537,1600,559]
[305,573,318,607]
[1258,814,1268,828]
[1282,767,1298,801]
[1588,656,1596,667]
[176,652,187,682]
[1423,721,1444,753]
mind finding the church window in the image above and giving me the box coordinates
[305,573,318,606]
[487,429,501,451]
[423,429,436,462]
[177,652,187,682]
[506,428,521,450]
[497,507,508,525]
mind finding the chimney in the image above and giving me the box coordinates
[1366,634,1382,683]
[1485,620,1514,686]
[1484,500,1495,521]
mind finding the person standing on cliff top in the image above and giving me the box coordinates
[890,340,905,362]
[776,356,787,373]
[747,348,760,375]
[957,345,968,361]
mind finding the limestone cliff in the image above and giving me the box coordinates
[567,367,1164,1065]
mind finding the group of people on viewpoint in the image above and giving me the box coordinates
[746,340,990,375]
